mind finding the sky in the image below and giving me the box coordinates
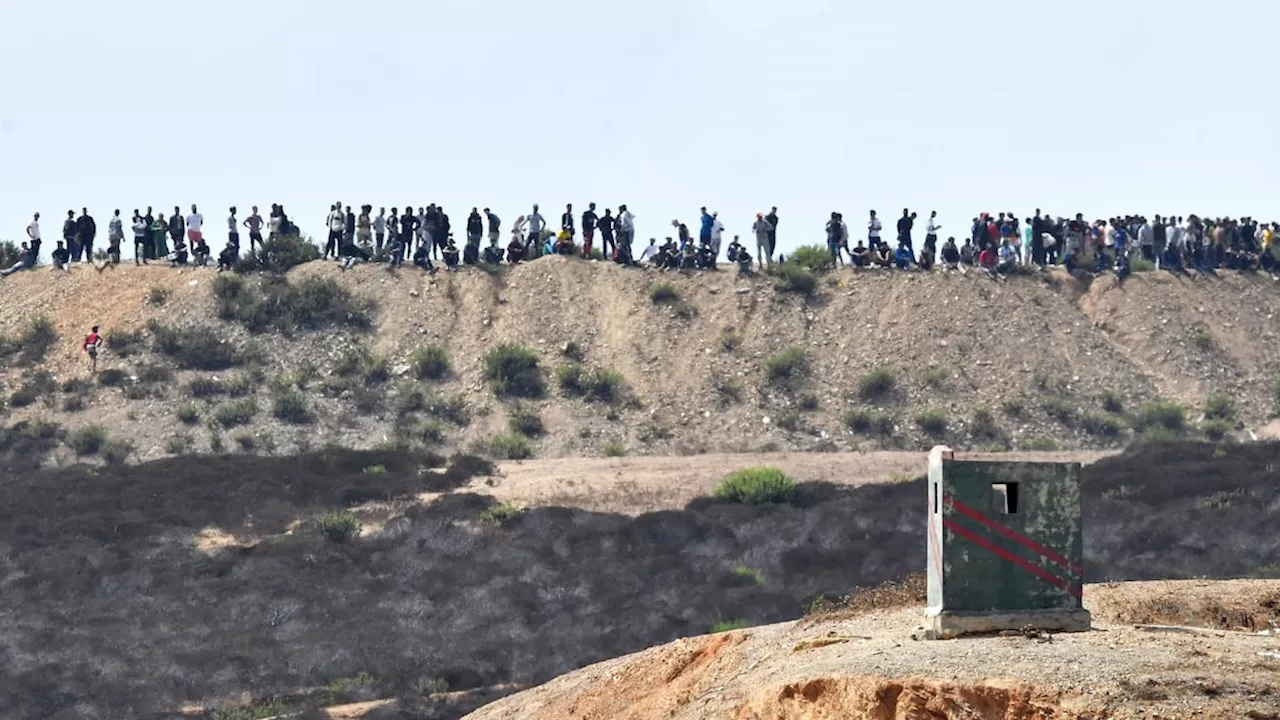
[2,0,1277,255]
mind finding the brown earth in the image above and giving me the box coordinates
[466,579,1280,720]
[0,258,1277,465]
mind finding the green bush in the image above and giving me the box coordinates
[61,394,86,412]
[508,401,544,436]
[1020,436,1059,451]
[177,402,201,424]
[1000,397,1025,417]
[411,344,451,380]
[787,245,833,273]
[713,467,796,505]
[732,566,765,586]
[234,233,321,274]
[1202,418,1233,440]
[97,368,129,386]
[798,392,819,411]
[480,502,524,527]
[843,409,894,435]
[424,392,470,426]
[485,433,533,460]
[106,329,146,358]
[648,282,679,304]
[214,398,258,428]
[148,286,169,306]
[710,619,751,633]
[318,511,361,543]
[719,328,744,352]
[562,341,586,362]
[210,700,286,720]
[858,366,896,400]
[1100,390,1125,414]
[1136,400,1186,433]
[921,366,950,388]
[765,347,809,389]
[213,274,372,335]
[914,408,948,435]
[187,377,225,398]
[602,438,627,457]
[771,263,817,295]
[1080,412,1125,437]
[0,316,59,365]
[1203,393,1234,421]
[415,420,445,444]
[148,321,252,370]
[970,408,998,438]
[484,345,544,398]
[1041,397,1076,424]
[101,438,134,465]
[69,425,109,455]
[335,347,391,385]
[1138,426,1181,445]
[271,386,315,424]
[556,363,625,403]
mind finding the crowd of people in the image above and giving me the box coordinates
[6,202,1276,281]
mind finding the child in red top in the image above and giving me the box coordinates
[978,247,998,275]
[84,325,101,373]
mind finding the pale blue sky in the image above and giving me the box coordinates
[2,0,1276,252]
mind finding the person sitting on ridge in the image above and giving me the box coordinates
[442,237,460,271]
[51,240,71,272]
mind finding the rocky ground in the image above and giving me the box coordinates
[0,257,1277,467]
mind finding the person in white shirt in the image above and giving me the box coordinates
[868,210,882,247]
[25,213,41,263]
[187,204,204,246]
[325,203,345,259]
[373,207,387,254]
[639,237,658,263]
[618,204,635,254]
[227,207,240,250]
[925,211,941,254]
[709,212,724,258]
[243,206,264,253]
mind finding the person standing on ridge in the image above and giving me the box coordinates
[169,207,185,259]
[132,210,149,264]
[581,202,598,259]
[187,204,204,252]
[343,205,355,255]
[437,206,451,258]
[373,207,387,255]
[868,209,882,249]
[84,325,102,373]
[527,204,545,256]
[925,211,941,255]
[325,203,344,260]
[76,208,96,263]
[561,203,575,239]
[764,207,779,260]
[752,212,773,268]
[897,208,916,254]
[699,207,713,248]
[107,209,123,261]
[710,211,725,260]
[484,208,501,246]
[26,212,41,263]
[618,204,634,254]
[228,207,240,253]
[61,210,77,261]
[244,205,264,254]
[597,208,615,260]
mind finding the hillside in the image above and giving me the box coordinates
[0,257,1277,465]
[1,442,1277,719]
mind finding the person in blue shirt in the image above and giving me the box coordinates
[699,207,713,245]
[893,241,914,270]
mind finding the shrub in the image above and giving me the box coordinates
[1202,418,1233,440]
[1203,393,1234,421]
[602,438,627,457]
[97,368,129,386]
[0,316,59,365]
[148,286,169,306]
[562,341,586,362]
[0,241,20,270]
[914,408,948,435]
[271,386,315,425]
[484,345,544,398]
[1100,389,1124,414]
[101,438,134,465]
[420,391,469,426]
[8,386,38,408]
[1000,397,1025,417]
[970,408,998,438]
[187,377,225,398]
[713,467,796,505]
[214,398,257,428]
[1041,397,1076,424]
[361,464,386,474]
[136,363,173,384]
[62,394,86,412]
[844,409,894,435]
[335,347,391,385]
[412,678,450,697]
[557,363,625,403]
[485,433,533,460]
[224,373,256,397]
[648,282,679,304]
[214,274,372,335]
[69,425,109,455]
[1020,436,1059,451]
[713,375,743,404]
[771,263,817,295]
[711,619,751,633]
[1136,400,1186,433]
[556,363,584,394]
[106,329,146,358]
[719,328,744,352]
[480,502,524,527]
[177,402,201,424]
[921,366,950,387]
[1138,426,1181,445]
[318,511,361,543]
[1189,327,1216,352]
[410,344,451,380]
[798,392,819,411]
[732,566,765,586]
[508,401,544,436]
[235,233,321,274]
[765,347,809,389]
[1080,412,1125,437]
[210,700,286,720]
[787,245,833,273]
[858,366,896,400]
[233,431,256,451]
[148,321,252,370]
[415,420,445,444]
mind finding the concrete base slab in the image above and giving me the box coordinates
[918,608,1092,640]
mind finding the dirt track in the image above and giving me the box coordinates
[474,450,1116,514]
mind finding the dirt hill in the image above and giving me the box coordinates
[0,257,1277,465]
[1,442,1277,719]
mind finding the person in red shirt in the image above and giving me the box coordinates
[978,246,998,276]
[84,325,102,373]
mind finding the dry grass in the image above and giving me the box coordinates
[802,573,927,625]
[1095,585,1280,631]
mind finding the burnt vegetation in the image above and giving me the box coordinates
[0,441,1275,718]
